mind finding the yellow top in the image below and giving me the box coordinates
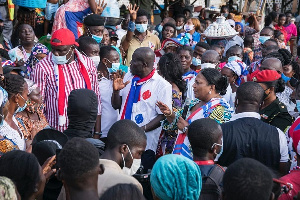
[122,30,161,66]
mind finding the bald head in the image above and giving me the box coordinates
[133,47,155,67]
[262,45,279,57]
[131,47,155,77]
[236,82,264,113]
[202,50,220,64]
[260,58,283,73]
[260,27,274,37]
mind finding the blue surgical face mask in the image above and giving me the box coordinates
[281,73,291,83]
[157,24,163,32]
[52,47,73,65]
[87,27,103,43]
[92,34,103,43]
[107,61,120,73]
[223,13,229,18]
[259,36,271,44]
[211,138,223,158]
[15,94,27,114]
[297,100,300,112]
[136,24,148,33]
[228,56,242,63]
[192,57,201,66]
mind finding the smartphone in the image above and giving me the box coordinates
[55,149,61,170]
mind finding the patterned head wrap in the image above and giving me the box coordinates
[224,60,249,85]
[25,43,49,74]
[150,154,202,200]
[0,176,18,200]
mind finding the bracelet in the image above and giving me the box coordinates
[128,21,135,32]
[164,109,173,117]
[94,132,102,136]
[144,124,147,132]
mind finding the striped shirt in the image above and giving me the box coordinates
[31,52,101,132]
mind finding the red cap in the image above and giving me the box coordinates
[250,70,281,82]
[51,29,79,46]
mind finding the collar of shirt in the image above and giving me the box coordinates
[134,30,151,40]
[230,112,261,121]
[127,69,159,81]
[99,159,123,173]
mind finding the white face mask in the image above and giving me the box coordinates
[201,63,216,69]
[176,25,183,30]
[52,47,73,65]
[90,56,100,67]
[122,145,141,176]
[184,24,194,32]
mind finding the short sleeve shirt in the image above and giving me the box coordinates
[122,30,161,66]
[119,71,172,151]
[284,23,297,42]
[98,77,119,137]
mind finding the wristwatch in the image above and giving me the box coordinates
[182,126,188,133]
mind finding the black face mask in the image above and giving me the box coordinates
[0,26,3,34]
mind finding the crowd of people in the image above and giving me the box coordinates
[2,0,300,199]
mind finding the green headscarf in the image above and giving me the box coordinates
[150,154,202,200]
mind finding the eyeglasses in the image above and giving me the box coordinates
[211,143,222,150]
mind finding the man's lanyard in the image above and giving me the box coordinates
[194,160,215,165]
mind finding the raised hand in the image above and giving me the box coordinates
[96,0,107,15]
[42,155,56,180]
[15,58,25,67]
[177,117,189,131]
[128,4,139,21]
[156,101,172,116]
[112,70,130,91]
[249,13,256,19]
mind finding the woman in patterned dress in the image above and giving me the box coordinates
[0,86,19,156]
[157,68,233,159]
[156,53,186,158]
[16,79,49,141]
[52,0,106,39]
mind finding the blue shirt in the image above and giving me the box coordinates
[192,31,201,44]
[177,31,201,48]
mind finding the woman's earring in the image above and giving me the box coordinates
[209,90,212,94]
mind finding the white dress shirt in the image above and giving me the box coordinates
[119,71,172,152]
